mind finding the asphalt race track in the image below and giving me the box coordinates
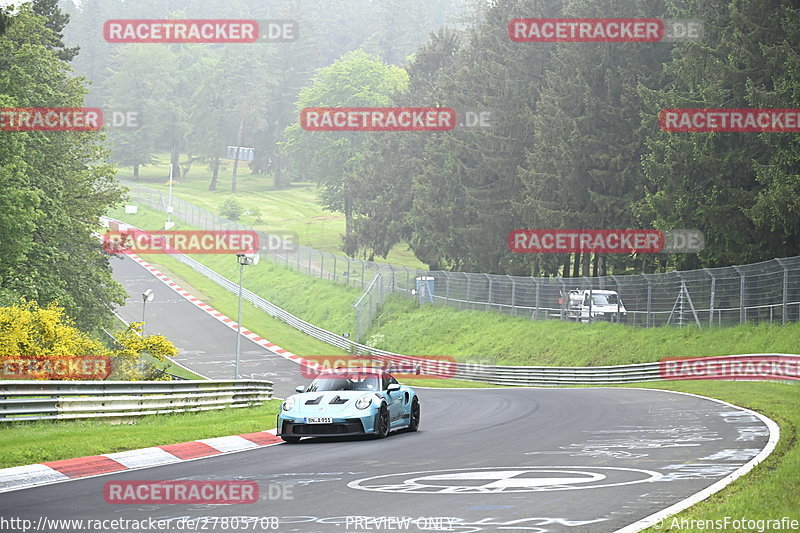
[0,254,774,533]
[109,254,302,397]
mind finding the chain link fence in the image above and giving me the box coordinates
[124,185,800,333]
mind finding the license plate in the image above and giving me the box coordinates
[305,417,333,424]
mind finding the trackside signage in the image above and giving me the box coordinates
[1,108,103,131]
[300,355,456,379]
[660,108,800,132]
[660,355,800,381]
[103,230,259,255]
[509,18,664,42]
[104,481,258,504]
[1,356,112,380]
[300,107,456,132]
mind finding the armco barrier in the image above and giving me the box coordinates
[0,380,273,422]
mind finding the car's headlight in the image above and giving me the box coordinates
[282,397,295,411]
[355,395,372,410]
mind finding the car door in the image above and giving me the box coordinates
[383,374,404,426]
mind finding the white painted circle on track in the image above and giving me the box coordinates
[348,466,662,494]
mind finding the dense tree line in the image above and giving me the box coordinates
[60,0,473,189]
[0,0,126,330]
[333,0,800,274]
[51,0,800,277]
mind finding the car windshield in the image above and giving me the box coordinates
[307,373,381,392]
[592,294,619,306]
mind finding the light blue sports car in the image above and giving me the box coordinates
[276,369,420,443]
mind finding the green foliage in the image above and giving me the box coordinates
[219,196,245,220]
[0,4,126,331]
[0,301,177,380]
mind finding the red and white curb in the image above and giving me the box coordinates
[101,218,311,369]
[0,430,283,494]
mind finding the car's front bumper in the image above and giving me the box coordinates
[277,414,375,438]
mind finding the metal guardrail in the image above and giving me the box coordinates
[0,380,273,422]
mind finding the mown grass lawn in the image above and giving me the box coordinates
[116,155,426,269]
[0,401,281,469]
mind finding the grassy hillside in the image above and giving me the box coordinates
[118,155,426,269]
[108,205,800,366]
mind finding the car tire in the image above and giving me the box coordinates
[281,436,301,444]
[374,404,390,439]
[408,397,420,432]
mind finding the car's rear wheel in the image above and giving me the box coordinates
[281,436,301,444]
[408,397,420,432]
[374,404,390,439]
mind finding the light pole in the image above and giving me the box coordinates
[141,289,154,336]
[166,165,175,230]
[235,248,259,379]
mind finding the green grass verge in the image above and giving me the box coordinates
[117,155,426,269]
[367,296,800,365]
[0,401,281,469]
[108,204,800,367]
[107,205,348,357]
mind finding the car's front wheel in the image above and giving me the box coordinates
[374,404,390,439]
[281,436,301,444]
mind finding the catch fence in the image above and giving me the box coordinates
[125,185,800,333]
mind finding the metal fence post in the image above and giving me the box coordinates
[485,274,492,311]
[466,274,472,311]
[733,266,745,324]
[646,277,652,327]
[533,278,540,320]
[777,259,788,325]
[333,254,337,284]
[705,269,716,327]
[445,273,450,306]
[508,275,516,316]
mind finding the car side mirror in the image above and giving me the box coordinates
[387,383,401,393]
[295,385,305,393]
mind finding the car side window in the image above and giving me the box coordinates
[382,375,391,390]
